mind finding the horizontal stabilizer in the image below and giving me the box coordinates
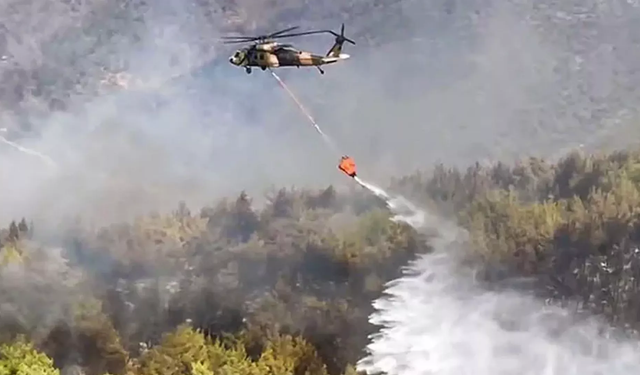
[322,54,350,64]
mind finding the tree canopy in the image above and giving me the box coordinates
[4,148,640,374]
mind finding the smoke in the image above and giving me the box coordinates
[1,0,640,370]
[0,241,85,341]
[2,0,640,228]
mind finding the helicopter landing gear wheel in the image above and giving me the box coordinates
[245,67,252,74]
[261,66,266,71]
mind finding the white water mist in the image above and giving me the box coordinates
[356,186,640,375]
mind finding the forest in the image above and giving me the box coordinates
[3,146,640,374]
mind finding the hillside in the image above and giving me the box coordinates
[2,146,640,374]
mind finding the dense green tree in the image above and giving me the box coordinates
[5,145,640,373]
[0,336,60,375]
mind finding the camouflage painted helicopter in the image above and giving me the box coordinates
[223,24,355,74]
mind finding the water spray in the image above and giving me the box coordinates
[0,128,56,168]
[269,70,340,154]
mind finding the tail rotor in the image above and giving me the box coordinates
[325,23,355,58]
[332,23,355,46]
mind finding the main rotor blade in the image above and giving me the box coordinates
[222,39,258,44]
[268,30,333,39]
[221,36,259,40]
[221,26,301,43]
[220,29,296,40]
[220,25,355,44]
[267,25,300,38]
[272,29,355,44]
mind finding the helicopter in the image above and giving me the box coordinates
[223,24,355,75]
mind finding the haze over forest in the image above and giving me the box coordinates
[2,0,640,374]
